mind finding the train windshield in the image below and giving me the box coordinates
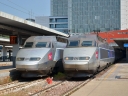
[68,41,79,47]
[35,42,47,48]
[24,42,33,48]
[81,41,92,46]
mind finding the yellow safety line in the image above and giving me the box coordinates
[104,65,119,80]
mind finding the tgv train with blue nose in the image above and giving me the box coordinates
[63,34,115,77]
[16,36,67,77]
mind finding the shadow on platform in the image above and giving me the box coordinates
[117,58,128,63]
[0,65,14,70]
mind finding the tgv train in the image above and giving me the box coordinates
[16,36,67,77]
[63,34,115,77]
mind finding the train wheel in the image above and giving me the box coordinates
[48,68,53,75]
[106,63,109,69]
[93,66,99,75]
[96,66,100,74]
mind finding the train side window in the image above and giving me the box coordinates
[100,48,108,59]
[24,42,33,48]
[81,41,92,47]
[35,42,47,48]
[68,41,79,47]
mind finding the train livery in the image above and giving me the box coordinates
[16,36,67,77]
[63,34,115,77]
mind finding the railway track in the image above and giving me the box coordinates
[30,81,65,96]
[63,65,114,96]
[29,65,114,96]
[0,65,114,96]
[29,79,90,96]
[0,80,19,90]
[0,79,45,95]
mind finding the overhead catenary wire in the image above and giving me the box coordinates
[0,0,37,18]
[7,0,31,13]
[0,1,29,16]
[6,0,36,18]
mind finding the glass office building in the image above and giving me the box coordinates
[51,0,68,16]
[51,0,121,33]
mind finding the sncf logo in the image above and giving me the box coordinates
[48,52,52,60]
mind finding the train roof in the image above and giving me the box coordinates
[69,34,106,43]
[25,36,68,42]
[68,34,107,43]
[26,36,57,42]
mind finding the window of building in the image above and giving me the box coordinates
[50,18,54,23]
[50,24,54,28]
[55,24,68,28]
[55,18,68,22]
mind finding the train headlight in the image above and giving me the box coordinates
[16,57,24,61]
[29,57,41,61]
[65,57,69,60]
[64,57,73,60]
[79,57,90,60]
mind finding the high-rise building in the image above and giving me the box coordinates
[51,0,128,34]
[51,0,68,16]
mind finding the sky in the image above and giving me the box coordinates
[0,0,50,19]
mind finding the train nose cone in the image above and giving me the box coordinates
[16,48,50,58]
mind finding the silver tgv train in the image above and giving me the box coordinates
[16,36,67,77]
[63,34,115,77]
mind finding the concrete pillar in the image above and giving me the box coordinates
[12,34,21,68]
[12,44,19,67]
[8,50,12,61]
[1,45,7,61]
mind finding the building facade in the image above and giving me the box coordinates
[49,16,68,34]
[121,0,128,30]
[35,16,68,34]
[51,0,128,34]
[51,0,68,16]
[35,16,49,27]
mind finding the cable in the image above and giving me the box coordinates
[7,0,31,12]
[0,1,29,15]
[6,0,39,18]
[0,1,37,18]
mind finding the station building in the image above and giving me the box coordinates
[95,29,128,60]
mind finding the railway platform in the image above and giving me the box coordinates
[0,62,19,80]
[70,59,128,96]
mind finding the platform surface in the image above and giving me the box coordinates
[70,59,128,96]
[0,62,16,78]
